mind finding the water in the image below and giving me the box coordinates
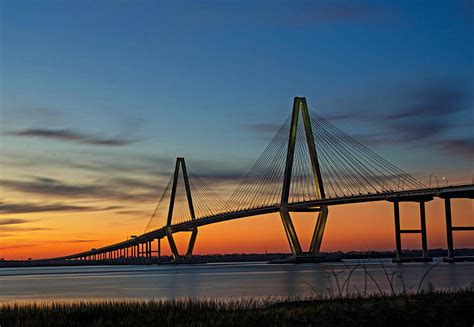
[0,259,473,302]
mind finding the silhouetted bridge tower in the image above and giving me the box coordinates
[47,97,474,264]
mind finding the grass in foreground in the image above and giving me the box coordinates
[1,290,473,327]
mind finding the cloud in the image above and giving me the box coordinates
[109,177,162,192]
[56,239,102,244]
[1,177,106,197]
[0,201,122,214]
[243,123,283,136]
[0,239,101,251]
[69,156,173,178]
[116,210,150,216]
[0,243,37,251]
[0,176,160,202]
[437,139,474,158]
[387,84,465,119]
[0,226,52,232]
[191,170,245,185]
[318,78,473,158]
[2,151,174,180]
[0,225,54,238]
[5,128,139,146]
[382,81,469,141]
[0,218,51,237]
[0,218,35,225]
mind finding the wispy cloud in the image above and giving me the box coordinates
[0,226,52,232]
[0,218,36,225]
[1,176,161,202]
[192,170,246,185]
[318,78,473,158]
[56,239,102,244]
[1,151,174,181]
[5,128,139,146]
[0,239,102,251]
[1,177,106,198]
[437,139,474,158]
[0,217,50,237]
[243,122,283,136]
[0,201,122,214]
[116,210,150,216]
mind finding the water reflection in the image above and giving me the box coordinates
[0,259,472,302]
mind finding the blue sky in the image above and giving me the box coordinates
[1,0,473,204]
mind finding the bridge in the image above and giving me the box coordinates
[46,97,473,263]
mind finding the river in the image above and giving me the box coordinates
[1,259,473,302]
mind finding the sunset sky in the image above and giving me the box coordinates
[1,0,473,260]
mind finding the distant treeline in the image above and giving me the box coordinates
[1,248,474,268]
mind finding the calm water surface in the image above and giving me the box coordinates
[1,259,473,302]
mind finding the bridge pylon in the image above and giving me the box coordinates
[166,157,199,261]
[280,97,329,257]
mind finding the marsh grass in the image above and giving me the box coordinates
[1,290,473,327]
[320,260,446,297]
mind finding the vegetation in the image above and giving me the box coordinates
[1,261,472,326]
[1,290,473,327]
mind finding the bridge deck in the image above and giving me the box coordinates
[43,184,473,261]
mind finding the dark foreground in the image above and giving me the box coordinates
[1,291,473,327]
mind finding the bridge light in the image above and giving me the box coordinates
[442,177,448,186]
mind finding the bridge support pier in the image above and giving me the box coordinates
[166,228,198,261]
[186,229,198,259]
[157,238,161,261]
[166,229,179,261]
[420,201,428,258]
[444,197,454,259]
[310,206,329,255]
[279,206,329,258]
[392,199,432,263]
[393,201,402,261]
[280,207,302,256]
[442,197,474,262]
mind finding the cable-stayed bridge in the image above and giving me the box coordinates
[47,97,473,263]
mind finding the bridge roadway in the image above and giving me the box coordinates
[46,184,473,261]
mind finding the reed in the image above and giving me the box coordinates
[0,290,473,327]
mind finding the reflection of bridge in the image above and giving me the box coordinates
[49,97,473,263]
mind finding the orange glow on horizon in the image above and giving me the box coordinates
[1,198,472,260]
